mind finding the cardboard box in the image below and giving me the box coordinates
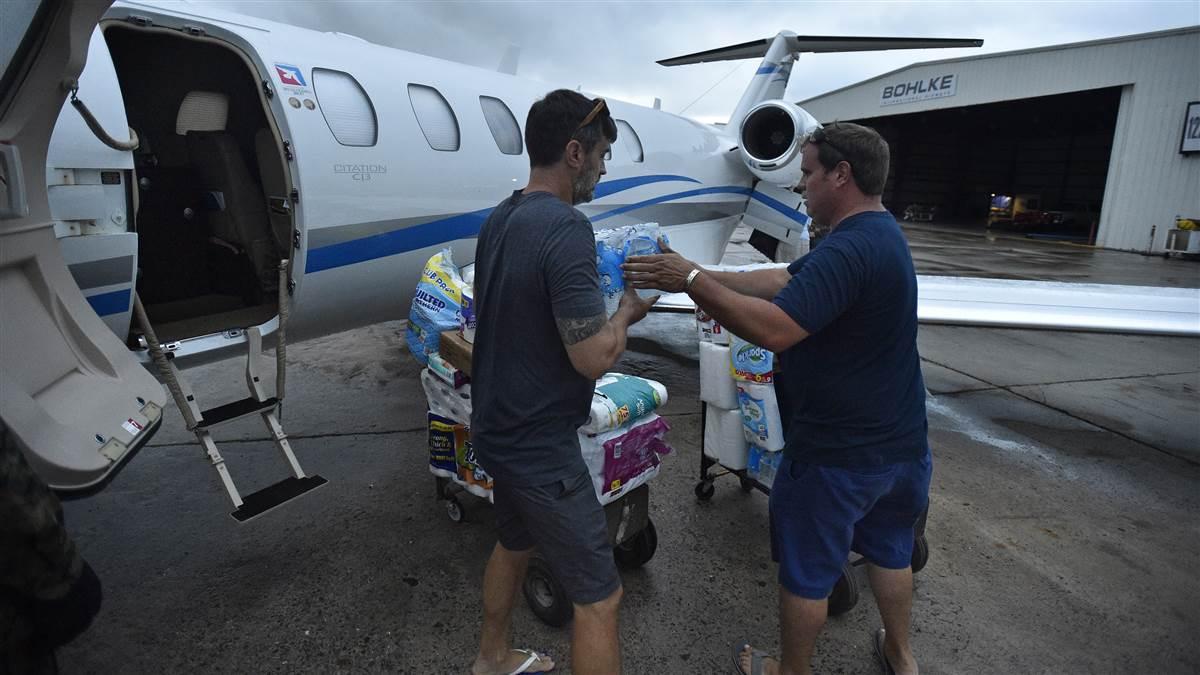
[439,330,473,377]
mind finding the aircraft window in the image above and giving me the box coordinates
[408,84,460,151]
[479,96,522,155]
[615,119,644,162]
[313,69,377,146]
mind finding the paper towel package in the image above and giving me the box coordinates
[704,404,749,469]
[729,334,774,383]
[736,382,785,451]
[699,342,739,409]
[582,373,668,434]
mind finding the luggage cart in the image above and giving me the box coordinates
[693,404,930,616]
[435,475,657,627]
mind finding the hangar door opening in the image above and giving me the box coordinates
[851,87,1122,238]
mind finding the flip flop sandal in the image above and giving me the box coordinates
[731,641,774,675]
[506,648,553,675]
[873,628,896,675]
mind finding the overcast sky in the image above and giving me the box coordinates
[184,0,1197,123]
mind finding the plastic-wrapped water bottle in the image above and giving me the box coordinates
[624,235,662,300]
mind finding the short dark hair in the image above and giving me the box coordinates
[525,89,618,168]
[806,122,890,195]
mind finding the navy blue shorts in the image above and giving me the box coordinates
[768,448,932,599]
[493,468,621,606]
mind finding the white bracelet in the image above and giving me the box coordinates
[684,268,701,290]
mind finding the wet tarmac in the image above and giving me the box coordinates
[59,225,1199,673]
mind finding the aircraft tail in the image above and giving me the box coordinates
[659,33,983,131]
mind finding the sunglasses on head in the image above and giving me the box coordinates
[573,97,608,135]
[806,126,851,162]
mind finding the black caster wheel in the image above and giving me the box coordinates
[614,518,658,570]
[523,557,573,627]
[739,476,755,493]
[694,480,715,502]
[827,563,859,617]
[911,534,929,573]
[445,496,465,523]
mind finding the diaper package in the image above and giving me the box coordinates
[407,249,468,365]
[595,223,667,315]
[582,373,668,434]
[729,333,774,384]
[736,382,785,451]
[427,412,462,477]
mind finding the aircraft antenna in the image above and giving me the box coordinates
[677,62,745,117]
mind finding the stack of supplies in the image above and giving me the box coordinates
[579,374,673,503]
[697,310,786,484]
[595,223,668,315]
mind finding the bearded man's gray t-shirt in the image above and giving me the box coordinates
[470,190,606,487]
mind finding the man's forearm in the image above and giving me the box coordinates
[688,272,805,352]
[704,268,791,300]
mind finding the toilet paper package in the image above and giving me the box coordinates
[729,334,774,383]
[420,368,472,423]
[736,382,785,451]
[695,306,729,345]
[579,414,672,504]
[699,342,738,409]
[703,404,749,469]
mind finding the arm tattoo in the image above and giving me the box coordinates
[556,313,606,346]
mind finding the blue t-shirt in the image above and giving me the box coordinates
[771,210,927,467]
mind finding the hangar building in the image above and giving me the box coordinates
[797,26,1200,253]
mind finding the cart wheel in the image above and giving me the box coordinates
[694,480,715,502]
[739,476,755,493]
[523,557,573,627]
[827,563,859,617]
[614,518,658,570]
[911,534,929,573]
[444,497,464,524]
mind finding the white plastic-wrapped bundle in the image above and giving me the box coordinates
[699,342,738,409]
[695,306,730,345]
[704,404,749,469]
[736,382,785,452]
[420,368,472,423]
[582,373,668,434]
[579,414,672,505]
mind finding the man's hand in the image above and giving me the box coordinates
[622,238,699,293]
[616,284,657,324]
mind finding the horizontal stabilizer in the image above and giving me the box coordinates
[659,35,983,66]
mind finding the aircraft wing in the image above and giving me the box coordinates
[658,35,984,66]
[655,271,1200,337]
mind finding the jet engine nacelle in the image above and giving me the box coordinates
[738,100,821,189]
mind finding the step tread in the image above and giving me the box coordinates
[197,396,278,429]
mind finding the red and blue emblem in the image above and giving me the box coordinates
[274,63,306,87]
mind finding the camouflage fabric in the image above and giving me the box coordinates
[1,428,84,673]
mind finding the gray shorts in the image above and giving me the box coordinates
[493,468,621,606]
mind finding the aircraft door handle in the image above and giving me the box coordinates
[268,197,291,215]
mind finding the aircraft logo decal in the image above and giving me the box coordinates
[274,63,307,87]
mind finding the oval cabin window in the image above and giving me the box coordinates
[312,69,377,147]
[409,84,461,151]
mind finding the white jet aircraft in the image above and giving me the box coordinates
[3,1,1196,520]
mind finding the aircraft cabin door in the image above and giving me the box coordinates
[0,0,167,494]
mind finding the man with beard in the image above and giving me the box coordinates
[624,123,931,675]
[468,90,655,675]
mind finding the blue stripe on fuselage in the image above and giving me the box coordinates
[305,175,706,273]
[301,175,808,273]
[86,288,131,317]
